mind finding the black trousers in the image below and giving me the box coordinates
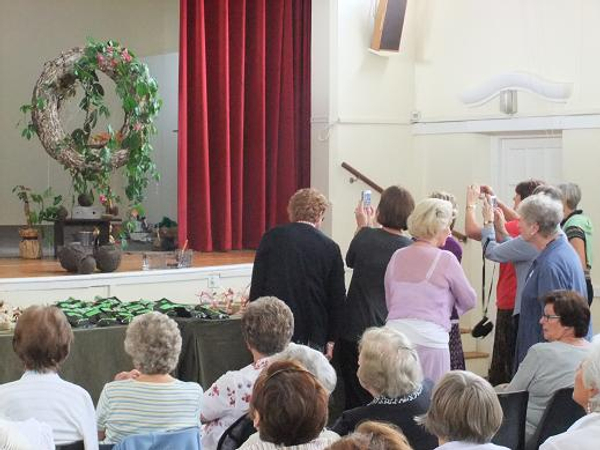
[336,338,373,410]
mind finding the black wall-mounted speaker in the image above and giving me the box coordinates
[371,0,408,52]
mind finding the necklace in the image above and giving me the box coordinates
[370,384,423,405]
[296,221,316,227]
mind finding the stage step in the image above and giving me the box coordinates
[464,351,489,360]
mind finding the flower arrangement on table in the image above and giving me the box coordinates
[19,39,161,234]
[197,285,251,316]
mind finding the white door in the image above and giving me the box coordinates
[493,135,562,205]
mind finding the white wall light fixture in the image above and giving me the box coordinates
[459,71,573,115]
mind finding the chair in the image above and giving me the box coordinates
[527,387,586,450]
[56,441,84,450]
[216,415,257,450]
[492,390,529,450]
[112,427,201,450]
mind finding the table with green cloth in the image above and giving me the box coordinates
[0,317,252,404]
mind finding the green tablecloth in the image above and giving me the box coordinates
[0,318,252,404]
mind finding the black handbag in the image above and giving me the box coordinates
[472,239,496,338]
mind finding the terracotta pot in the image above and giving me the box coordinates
[18,227,39,239]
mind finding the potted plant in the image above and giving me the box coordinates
[12,185,66,258]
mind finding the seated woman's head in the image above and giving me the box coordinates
[273,342,337,393]
[124,312,182,375]
[242,296,294,356]
[326,421,413,450]
[407,198,453,244]
[13,306,73,373]
[541,290,590,341]
[357,327,422,398]
[419,371,502,444]
[574,341,600,412]
[377,186,415,231]
[250,360,329,446]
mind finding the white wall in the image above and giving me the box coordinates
[314,1,600,367]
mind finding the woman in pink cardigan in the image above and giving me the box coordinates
[385,198,476,383]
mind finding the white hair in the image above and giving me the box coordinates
[518,194,563,237]
[407,198,453,240]
[557,182,582,210]
[273,343,337,393]
[583,341,600,412]
[358,327,423,397]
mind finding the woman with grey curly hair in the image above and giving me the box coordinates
[540,341,600,450]
[96,312,203,444]
[514,194,587,368]
[331,327,437,450]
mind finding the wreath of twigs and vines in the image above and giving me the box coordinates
[19,39,161,206]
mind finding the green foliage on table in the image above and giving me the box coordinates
[12,185,64,228]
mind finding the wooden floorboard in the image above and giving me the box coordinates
[0,250,256,279]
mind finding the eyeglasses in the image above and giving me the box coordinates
[541,313,561,321]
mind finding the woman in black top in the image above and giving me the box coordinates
[337,185,414,409]
[332,327,437,450]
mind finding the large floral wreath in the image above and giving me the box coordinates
[20,39,161,205]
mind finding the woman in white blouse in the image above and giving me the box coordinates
[540,340,600,450]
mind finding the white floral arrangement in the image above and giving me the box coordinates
[196,285,250,315]
[0,301,22,331]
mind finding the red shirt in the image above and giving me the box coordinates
[495,219,520,310]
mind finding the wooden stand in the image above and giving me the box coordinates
[53,218,118,257]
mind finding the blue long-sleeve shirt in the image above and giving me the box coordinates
[514,233,587,369]
[481,226,539,315]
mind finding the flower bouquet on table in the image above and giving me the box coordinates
[196,284,250,316]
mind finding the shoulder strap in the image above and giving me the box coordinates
[481,239,496,316]
[425,251,443,281]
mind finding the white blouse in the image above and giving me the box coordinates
[540,412,600,450]
[201,358,270,450]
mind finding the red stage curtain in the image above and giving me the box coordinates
[178,0,311,251]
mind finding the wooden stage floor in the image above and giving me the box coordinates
[0,250,256,279]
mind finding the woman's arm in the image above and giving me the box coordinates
[446,255,477,315]
[569,236,587,272]
[465,185,482,241]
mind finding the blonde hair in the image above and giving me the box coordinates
[418,371,503,443]
[287,188,329,223]
[407,198,453,239]
[357,327,422,398]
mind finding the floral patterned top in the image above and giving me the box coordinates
[201,358,270,450]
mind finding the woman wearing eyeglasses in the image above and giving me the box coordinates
[498,290,591,445]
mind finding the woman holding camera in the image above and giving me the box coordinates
[385,198,476,383]
[338,185,415,409]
